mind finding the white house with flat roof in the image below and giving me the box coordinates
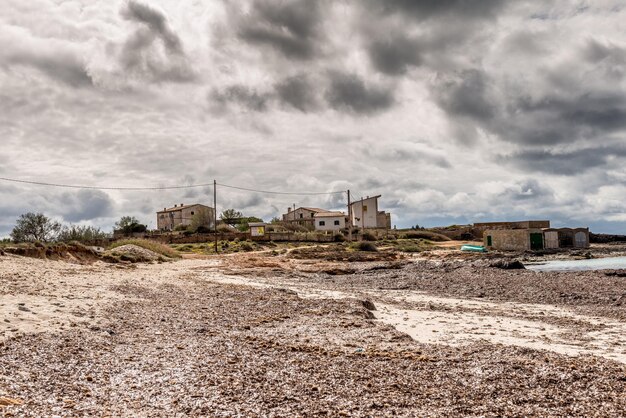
[350,195,391,229]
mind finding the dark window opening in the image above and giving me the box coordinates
[334,220,340,226]
[319,221,326,226]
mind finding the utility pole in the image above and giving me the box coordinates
[214,179,218,253]
[360,196,365,241]
[347,190,352,242]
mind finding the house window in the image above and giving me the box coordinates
[299,213,303,219]
[334,220,340,226]
[363,205,368,212]
[319,221,326,226]
[191,211,195,215]
[311,213,314,217]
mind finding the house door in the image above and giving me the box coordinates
[486,235,492,246]
[530,233,543,250]
[575,232,587,247]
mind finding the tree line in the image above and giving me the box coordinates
[6,208,266,244]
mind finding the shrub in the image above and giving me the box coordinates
[362,232,377,241]
[240,242,254,251]
[333,233,346,242]
[400,231,451,242]
[58,225,108,244]
[352,241,378,252]
[108,239,180,259]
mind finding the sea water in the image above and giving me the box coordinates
[526,256,626,272]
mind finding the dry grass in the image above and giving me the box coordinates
[109,239,180,259]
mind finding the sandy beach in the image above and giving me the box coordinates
[1,248,625,416]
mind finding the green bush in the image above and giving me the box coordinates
[352,241,378,252]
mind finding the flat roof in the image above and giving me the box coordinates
[314,211,345,218]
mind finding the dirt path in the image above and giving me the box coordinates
[198,268,626,364]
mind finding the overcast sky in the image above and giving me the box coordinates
[1,0,626,235]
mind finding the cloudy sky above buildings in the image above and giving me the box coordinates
[1,0,626,235]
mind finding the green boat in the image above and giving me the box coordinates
[461,245,487,252]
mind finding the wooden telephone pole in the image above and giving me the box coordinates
[347,190,352,242]
[213,179,218,253]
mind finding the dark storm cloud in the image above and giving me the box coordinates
[367,33,422,75]
[364,0,505,20]
[583,39,626,64]
[123,0,183,54]
[58,190,115,223]
[495,179,555,202]
[237,0,323,60]
[210,72,392,115]
[274,74,320,112]
[504,146,626,176]
[325,72,395,115]
[7,52,93,87]
[434,69,496,122]
[433,57,626,148]
[118,0,195,83]
[211,85,271,112]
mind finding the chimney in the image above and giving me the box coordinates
[181,203,184,207]
[287,207,292,213]
[174,204,177,208]
[164,208,166,211]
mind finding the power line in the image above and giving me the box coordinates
[216,182,345,196]
[0,176,213,191]
[0,176,347,196]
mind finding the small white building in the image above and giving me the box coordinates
[249,222,266,237]
[314,212,346,231]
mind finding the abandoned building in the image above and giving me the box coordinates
[350,195,391,229]
[474,220,551,238]
[157,203,215,231]
[483,225,590,251]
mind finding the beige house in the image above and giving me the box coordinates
[314,211,346,231]
[350,195,391,229]
[157,203,215,231]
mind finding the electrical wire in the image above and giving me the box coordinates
[0,176,347,196]
[0,176,213,191]
[216,182,345,196]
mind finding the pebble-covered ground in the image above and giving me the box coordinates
[1,251,625,416]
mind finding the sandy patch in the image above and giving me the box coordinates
[201,271,626,363]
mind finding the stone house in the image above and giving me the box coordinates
[157,203,215,231]
[282,207,327,229]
